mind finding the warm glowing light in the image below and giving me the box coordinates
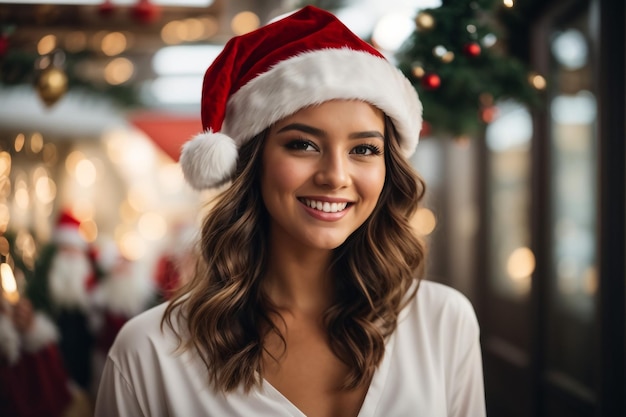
[161,20,184,44]
[138,212,167,240]
[0,204,9,233]
[506,247,535,280]
[65,150,85,174]
[503,0,514,7]
[1,263,19,304]
[14,133,25,152]
[529,73,547,90]
[16,231,37,266]
[72,199,94,221]
[231,11,260,35]
[119,232,146,260]
[119,200,138,223]
[75,159,97,187]
[103,129,126,164]
[79,219,98,242]
[101,32,127,56]
[182,18,204,41]
[30,132,44,153]
[37,34,57,55]
[104,57,134,85]
[15,188,29,209]
[199,16,219,39]
[158,163,185,192]
[127,187,147,212]
[0,151,11,176]
[35,176,56,204]
[411,66,425,78]
[411,208,437,236]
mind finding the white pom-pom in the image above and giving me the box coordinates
[180,130,238,190]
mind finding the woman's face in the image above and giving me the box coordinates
[261,99,386,251]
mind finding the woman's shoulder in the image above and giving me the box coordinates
[402,280,479,333]
[109,301,181,361]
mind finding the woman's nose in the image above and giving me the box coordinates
[313,152,352,189]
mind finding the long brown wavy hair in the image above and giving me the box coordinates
[163,116,427,392]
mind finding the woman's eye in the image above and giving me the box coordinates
[352,144,382,156]
[285,139,317,151]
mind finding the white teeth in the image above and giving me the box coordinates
[303,199,348,213]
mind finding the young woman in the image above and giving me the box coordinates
[95,6,485,417]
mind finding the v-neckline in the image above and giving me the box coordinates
[256,330,397,417]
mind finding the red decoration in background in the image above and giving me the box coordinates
[421,73,441,90]
[131,0,161,24]
[480,106,498,123]
[98,0,116,17]
[463,42,481,58]
[420,121,432,138]
[0,34,9,58]
[130,111,201,161]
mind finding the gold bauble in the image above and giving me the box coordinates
[36,66,68,107]
[411,65,425,79]
[415,12,435,31]
[441,51,455,63]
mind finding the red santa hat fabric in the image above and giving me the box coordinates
[180,5,422,190]
[52,210,87,250]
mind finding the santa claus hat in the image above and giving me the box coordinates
[180,5,422,190]
[52,210,87,250]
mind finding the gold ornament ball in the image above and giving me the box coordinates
[36,67,68,106]
[415,12,435,31]
[411,65,425,79]
[441,51,455,63]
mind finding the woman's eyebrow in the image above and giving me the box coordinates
[277,123,384,140]
[277,123,326,137]
[348,131,384,140]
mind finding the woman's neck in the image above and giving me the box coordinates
[263,245,335,317]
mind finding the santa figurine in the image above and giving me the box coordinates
[26,210,99,392]
[0,285,78,416]
[89,237,154,395]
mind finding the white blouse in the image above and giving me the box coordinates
[95,280,486,416]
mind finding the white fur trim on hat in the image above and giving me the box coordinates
[180,129,239,190]
[21,312,59,353]
[53,226,87,249]
[223,48,422,158]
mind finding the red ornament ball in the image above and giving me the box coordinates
[463,42,481,57]
[131,0,161,24]
[421,73,441,90]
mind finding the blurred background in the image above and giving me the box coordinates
[0,0,623,416]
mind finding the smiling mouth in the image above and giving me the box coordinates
[300,198,350,213]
